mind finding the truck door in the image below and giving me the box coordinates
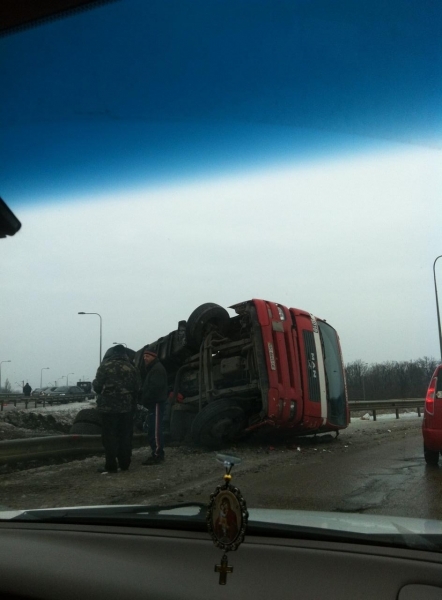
[317,320,348,427]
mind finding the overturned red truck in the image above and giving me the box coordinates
[133,299,349,447]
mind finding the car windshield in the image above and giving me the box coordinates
[0,0,441,543]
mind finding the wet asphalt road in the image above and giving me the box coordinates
[231,422,442,520]
[2,414,441,521]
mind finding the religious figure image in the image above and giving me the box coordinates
[213,492,240,543]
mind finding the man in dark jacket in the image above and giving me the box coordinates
[141,348,168,465]
[93,345,141,474]
[23,383,32,397]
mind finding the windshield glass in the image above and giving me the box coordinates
[318,321,347,427]
[0,0,441,540]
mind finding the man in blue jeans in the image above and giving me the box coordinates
[141,348,168,465]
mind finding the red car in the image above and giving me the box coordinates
[423,364,442,465]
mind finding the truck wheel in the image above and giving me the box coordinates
[191,399,246,449]
[169,408,189,442]
[424,445,439,466]
[70,421,102,435]
[186,303,230,350]
[73,408,102,427]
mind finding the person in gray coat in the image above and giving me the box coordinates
[141,348,168,465]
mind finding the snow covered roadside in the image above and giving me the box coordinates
[28,399,97,414]
[0,400,96,439]
[0,400,423,441]
[351,411,422,424]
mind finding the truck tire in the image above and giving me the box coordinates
[424,445,439,466]
[169,407,196,443]
[73,408,102,427]
[169,409,188,442]
[70,421,102,435]
[186,303,230,350]
[191,399,246,449]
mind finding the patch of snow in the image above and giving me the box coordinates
[32,400,96,414]
[357,411,420,422]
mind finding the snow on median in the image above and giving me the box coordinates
[0,400,97,438]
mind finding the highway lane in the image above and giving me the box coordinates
[232,418,442,520]
[2,415,441,521]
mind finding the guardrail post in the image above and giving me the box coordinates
[1,400,3,412]
[372,410,377,421]
[395,408,399,419]
[34,398,37,409]
[14,397,17,407]
[417,407,421,417]
[43,397,46,407]
[25,399,28,409]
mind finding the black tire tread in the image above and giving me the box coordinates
[191,398,246,449]
[186,303,230,349]
[424,444,439,466]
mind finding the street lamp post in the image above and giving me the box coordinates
[78,312,102,365]
[434,255,442,362]
[66,373,74,386]
[113,342,127,347]
[40,367,49,388]
[0,360,11,392]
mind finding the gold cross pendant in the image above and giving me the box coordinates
[214,554,233,585]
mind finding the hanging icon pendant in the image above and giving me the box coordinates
[207,454,248,585]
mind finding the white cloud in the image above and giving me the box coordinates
[2,145,441,388]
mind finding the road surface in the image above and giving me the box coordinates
[231,420,441,518]
[1,415,441,520]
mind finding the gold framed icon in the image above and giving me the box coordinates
[207,484,248,552]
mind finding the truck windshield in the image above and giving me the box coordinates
[318,321,346,427]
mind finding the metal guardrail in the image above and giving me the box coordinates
[0,433,148,465]
[0,393,95,411]
[348,398,425,421]
[0,398,425,464]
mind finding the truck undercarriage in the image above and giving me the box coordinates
[134,303,269,448]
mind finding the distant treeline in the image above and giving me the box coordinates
[345,357,440,401]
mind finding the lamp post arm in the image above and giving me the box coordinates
[99,314,102,364]
[434,255,442,363]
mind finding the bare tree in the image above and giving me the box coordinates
[0,378,12,393]
[345,357,438,401]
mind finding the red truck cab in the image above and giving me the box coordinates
[246,299,348,435]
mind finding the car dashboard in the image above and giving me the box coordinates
[0,521,441,600]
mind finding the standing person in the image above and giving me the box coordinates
[23,383,32,397]
[141,348,168,465]
[93,344,140,474]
